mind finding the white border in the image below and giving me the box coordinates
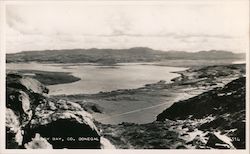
[0,0,6,153]
[0,1,249,154]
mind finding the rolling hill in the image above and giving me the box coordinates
[6,47,245,64]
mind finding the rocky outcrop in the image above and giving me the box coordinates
[157,77,245,120]
[206,132,235,149]
[24,134,53,149]
[24,100,100,149]
[7,73,49,95]
[6,73,101,149]
[171,64,245,85]
[6,108,23,148]
[100,137,116,149]
[157,77,246,149]
[186,134,207,148]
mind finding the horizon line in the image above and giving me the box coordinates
[6,47,246,54]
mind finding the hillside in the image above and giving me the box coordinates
[157,77,246,149]
[98,77,246,149]
[6,47,245,64]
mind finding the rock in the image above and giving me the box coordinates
[24,133,53,149]
[206,132,235,149]
[186,126,195,132]
[157,80,166,84]
[55,99,83,111]
[6,73,101,149]
[7,73,49,94]
[6,90,32,126]
[175,144,187,149]
[6,73,46,149]
[23,100,101,149]
[6,108,23,148]
[186,135,206,148]
[6,73,49,126]
[79,102,104,113]
[100,137,116,149]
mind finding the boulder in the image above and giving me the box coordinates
[6,89,32,126]
[206,132,235,149]
[186,135,207,148]
[6,73,101,149]
[6,108,23,148]
[24,133,53,149]
[6,73,49,126]
[23,100,101,149]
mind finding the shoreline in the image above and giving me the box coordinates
[7,62,188,95]
[53,64,245,124]
[6,62,246,124]
[5,63,246,149]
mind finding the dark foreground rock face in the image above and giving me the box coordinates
[157,77,246,149]
[6,73,101,149]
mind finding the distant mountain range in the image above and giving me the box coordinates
[6,47,245,64]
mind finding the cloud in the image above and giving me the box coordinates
[5,1,249,53]
[6,7,26,27]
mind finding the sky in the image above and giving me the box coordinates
[5,1,249,53]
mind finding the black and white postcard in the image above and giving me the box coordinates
[0,0,249,154]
